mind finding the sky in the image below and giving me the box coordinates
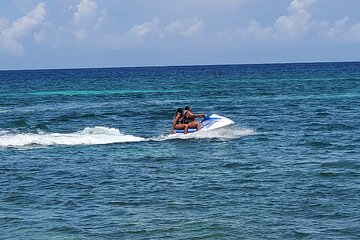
[0,0,360,70]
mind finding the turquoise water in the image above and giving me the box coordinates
[1,62,360,239]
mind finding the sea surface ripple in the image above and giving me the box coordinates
[1,62,360,239]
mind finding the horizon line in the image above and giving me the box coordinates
[1,60,359,72]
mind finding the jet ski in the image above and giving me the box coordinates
[174,114,235,134]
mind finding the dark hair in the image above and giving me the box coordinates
[185,105,191,110]
[176,108,183,115]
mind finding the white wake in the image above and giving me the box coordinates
[0,126,145,147]
[151,127,256,141]
[0,126,255,148]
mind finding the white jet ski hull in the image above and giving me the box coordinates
[174,114,234,134]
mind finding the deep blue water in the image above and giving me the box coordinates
[1,62,360,239]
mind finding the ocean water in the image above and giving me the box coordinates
[0,62,360,239]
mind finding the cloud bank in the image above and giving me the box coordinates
[0,2,46,56]
[73,0,97,26]
[0,0,359,68]
[233,0,360,43]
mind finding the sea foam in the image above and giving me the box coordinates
[0,126,145,148]
[152,127,256,141]
[0,126,254,148]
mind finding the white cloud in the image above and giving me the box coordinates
[4,0,360,61]
[222,0,317,44]
[74,29,87,41]
[103,17,161,49]
[181,19,205,37]
[326,17,360,41]
[72,0,107,42]
[128,17,160,37]
[0,2,46,56]
[33,30,45,43]
[245,20,273,39]
[94,10,106,31]
[347,22,360,41]
[225,0,360,44]
[164,18,205,37]
[164,21,183,34]
[326,17,349,40]
[287,0,316,14]
[272,0,316,39]
[103,16,206,49]
[73,0,97,26]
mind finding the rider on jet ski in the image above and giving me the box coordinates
[183,105,205,132]
[172,106,205,134]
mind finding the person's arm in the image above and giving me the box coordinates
[172,114,180,132]
[187,111,204,118]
